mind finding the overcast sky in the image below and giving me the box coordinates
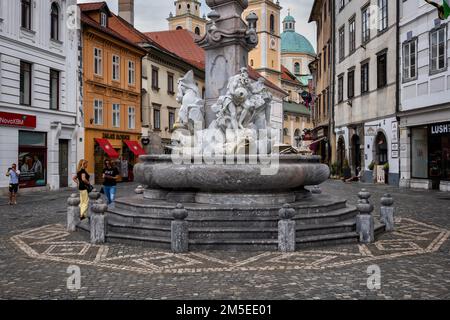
[78,0,317,50]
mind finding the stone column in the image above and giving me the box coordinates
[380,194,395,231]
[67,194,80,232]
[199,0,258,126]
[88,189,101,218]
[171,204,189,253]
[90,199,108,244]
[356,189,375,244]
[278,204,296,253]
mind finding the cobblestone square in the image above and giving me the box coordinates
[1,181,449,300]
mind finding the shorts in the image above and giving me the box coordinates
[9,184,19,194]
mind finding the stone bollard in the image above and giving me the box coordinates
[90,199,108,244]
[67,193,80,232]
[135,185,145,195]
[380,194,395,231]
[171,204,189,253]
[278,204,296,253]
[356,189,375,244]
[88,189,101,219]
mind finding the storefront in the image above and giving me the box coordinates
[86,130,146,184]
[410,122,450,190]
[311,126,329,163]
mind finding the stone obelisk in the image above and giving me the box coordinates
[197,0,258,126]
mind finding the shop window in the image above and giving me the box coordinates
[411,127,428,179]
[18,131,47,188]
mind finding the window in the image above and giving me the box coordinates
[403,39,417,82]
[339,0,345,11]
[294,62,300,74]
[94,100,103,125]
[112,55,120,81]
[195,27,200,35]
[362,6,370,44]
[339,26,345,61]
[100,12,107,27]
[152,67,159,90]
[167,73,174,94]
[49,69,59,110]
[430,26,447,74]
[128,106,135,129]
[349,17,356,54]
[21,0,32,30]
[169,110,175,131]
[323,46,327,70]
[377,51,387,88]
[50,3,59,40]
[128,61,135,85]
[338,75,344,103]
[153,108,161,130]
[20,61,31,106]
[361,62,369,94]
[348,69,355,99]
[270,14,275,33]
[94,48,103,76]
[378,0,388,32]
[112,104,120,127]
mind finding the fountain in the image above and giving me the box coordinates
[77,0,385,250]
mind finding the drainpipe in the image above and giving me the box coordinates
[396,0,401,186]
[330,0,336,166]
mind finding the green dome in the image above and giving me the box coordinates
[283,15,295,23]
[281,31,316,56]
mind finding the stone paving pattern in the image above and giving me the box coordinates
[1,181,449,300]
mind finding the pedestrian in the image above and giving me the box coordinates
[344,167,363,183]
[73,159,91,220]
[6,163,20,205]
[102,159,119,205]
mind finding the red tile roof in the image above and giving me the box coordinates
[144,30,286,95]
[78,2,108,13]
[281,65,301,85]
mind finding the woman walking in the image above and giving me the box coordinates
[73,159,91,220]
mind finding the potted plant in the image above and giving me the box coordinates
[330,162,338,178]
[383,162,390,184]
[368,161,375,171]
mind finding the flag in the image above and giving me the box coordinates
[425,0,450,20]
[444,0,450,19]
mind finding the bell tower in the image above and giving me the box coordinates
[244,0,282,87]
[168,0,208,36]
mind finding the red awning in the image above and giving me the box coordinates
[124,140,147,156]
[95,138,120,158]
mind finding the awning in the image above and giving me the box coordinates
[95,138,120,158]
[124,140,147,156]
[308,136,327,151]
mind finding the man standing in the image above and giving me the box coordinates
[102,160,119,205]
[6,164,20,205]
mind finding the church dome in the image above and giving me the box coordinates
[283,14,295,23]
[281,31,316,56]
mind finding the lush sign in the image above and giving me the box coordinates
[430,123,450,135]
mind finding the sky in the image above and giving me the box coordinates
[77,0,317,50]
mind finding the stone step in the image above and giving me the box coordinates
[106,205,358,229]
[296,231,359,248]
[106,232,171,250]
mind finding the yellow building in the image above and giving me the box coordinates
[80,3,146,183]
[168,0,207,36]
[244,0,282,87]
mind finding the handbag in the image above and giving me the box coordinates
[86,184,94,193]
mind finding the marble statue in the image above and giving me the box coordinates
[175,70,205,132]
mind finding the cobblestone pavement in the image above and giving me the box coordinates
[0,181,449,300]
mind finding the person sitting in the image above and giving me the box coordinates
[344,167,363,183]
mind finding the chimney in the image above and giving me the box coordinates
[118,0,134,26]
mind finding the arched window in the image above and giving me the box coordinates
[270,14,275,33]
[187,4,191,10]
[294,62,301,75]
[50,3,59,40]
[176,26,183,30]
[195,27,200,35]
[250,59,254,67]
[283,128,289,136]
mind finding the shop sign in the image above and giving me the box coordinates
[391,122,398,143]
[430,122,450,135]
[0,112,36,128]
[103,132,130,140]
[317,129,325,138]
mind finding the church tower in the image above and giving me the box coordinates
[168,0,207,36]
[243,0,282,87]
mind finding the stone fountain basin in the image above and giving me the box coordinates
[134,155,330,192]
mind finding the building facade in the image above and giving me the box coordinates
[309,0,335,164]
[333,0,399,185]
[168,0,207,36]
[398,1,450,191]
[79,2,146,184]
[0,0,79,194]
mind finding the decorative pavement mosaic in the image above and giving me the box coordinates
[10,218,450,275]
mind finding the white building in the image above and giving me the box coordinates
[0,0,79,194]
[398,1,450,191]
[334,0,399,185]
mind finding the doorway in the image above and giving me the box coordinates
[59,140,69,188]
[351,134,361,175]
[337,136,346,175]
